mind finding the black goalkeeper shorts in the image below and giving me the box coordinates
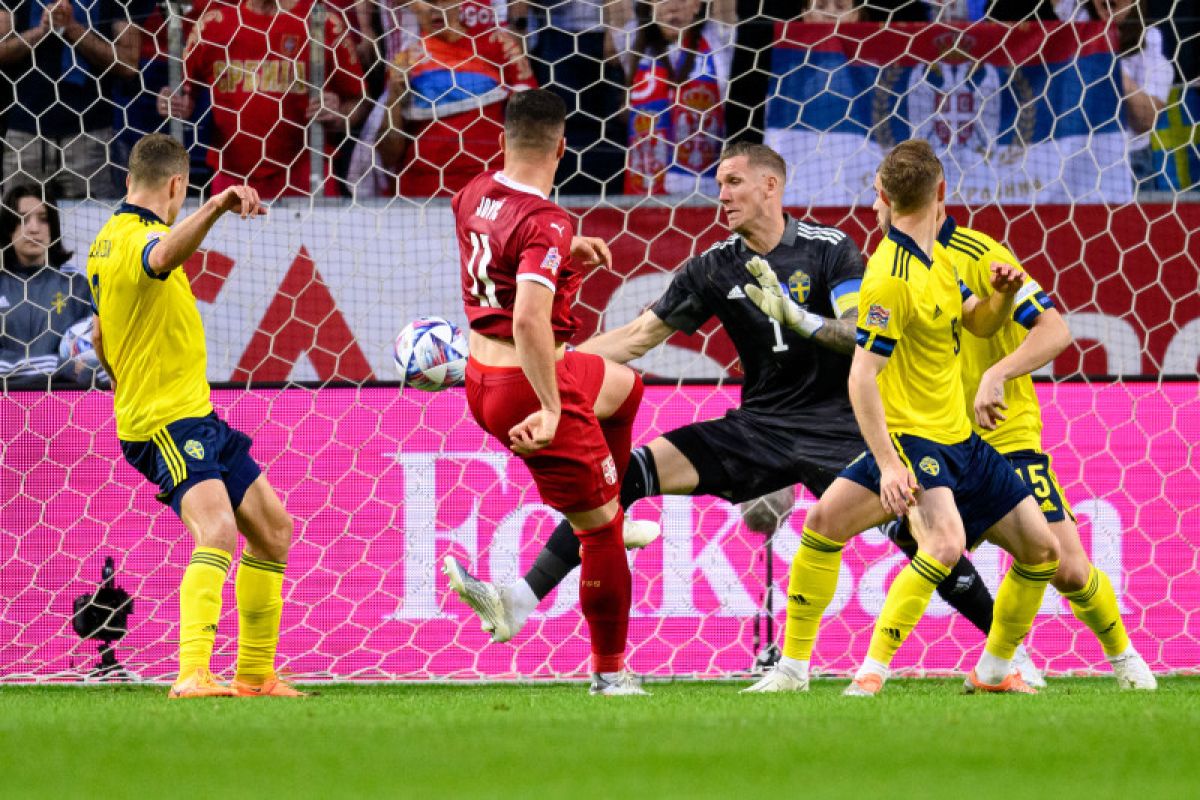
[662,409,865,503]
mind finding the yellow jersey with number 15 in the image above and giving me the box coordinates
[85,202,212,442]
[937,218,1055,455]
[855,227,972,445]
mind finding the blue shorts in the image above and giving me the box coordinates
[120,413,261,516]
[1005,450,1075,524]
[840,432,1030,547]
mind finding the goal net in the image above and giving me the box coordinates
[2,2,1198,682]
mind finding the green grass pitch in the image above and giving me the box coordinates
[3,678,1199,799]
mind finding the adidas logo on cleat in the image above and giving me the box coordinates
[727,286,746,300]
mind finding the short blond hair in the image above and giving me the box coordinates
[878,140,943,215]
[128,134,189,188]
[719,141,787,181]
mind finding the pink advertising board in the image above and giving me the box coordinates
[1,383,1198,681]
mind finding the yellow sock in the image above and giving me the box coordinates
[179,546,231,675]
[1064,565,1130,657]
[782,527,844,661]
[234,552,287,683]
[866,552,951,665]
[986,559,1059,659]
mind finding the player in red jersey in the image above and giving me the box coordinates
[181,0,366,198]
[444,89,647,696]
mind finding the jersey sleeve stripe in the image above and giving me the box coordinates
[141,240,169,281]
[949,233,988,258]
[830,279,861,317]
[515,272,556,292]
[1012,291,1054,329]
[958,279,973,300]
[855,327,896,356]
[947,240,986,261]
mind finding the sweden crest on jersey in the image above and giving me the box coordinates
[788,270,811,304]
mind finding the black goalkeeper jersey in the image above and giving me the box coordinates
[650,215,863,434]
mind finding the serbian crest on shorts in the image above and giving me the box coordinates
[788,270,811,305]
[601,455,618,486]
[918,456,940,477]
[183,439,205,460]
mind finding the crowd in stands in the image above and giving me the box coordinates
[0,0,1194,203]
[0,0,1197,387]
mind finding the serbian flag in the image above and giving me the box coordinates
[765,22,1132,207]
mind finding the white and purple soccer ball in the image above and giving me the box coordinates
[393,316,468,391]
[59,317,102,370]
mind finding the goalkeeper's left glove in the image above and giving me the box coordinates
[743,256,825,338]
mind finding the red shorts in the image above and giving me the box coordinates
[465,350,619,514]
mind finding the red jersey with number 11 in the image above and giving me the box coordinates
[453,171,581,342]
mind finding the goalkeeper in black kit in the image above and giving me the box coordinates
[444,142,1038,681]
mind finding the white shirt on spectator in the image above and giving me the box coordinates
[1055,0,1173,150]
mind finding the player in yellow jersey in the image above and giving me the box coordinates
[87,134,302,699]
[927,214,1154,690]
[745,140,1061,695]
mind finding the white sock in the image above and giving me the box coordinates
[777,656,809,679]
[975,650,1012,685]
[507,580,539,626]
[854,657,890,682]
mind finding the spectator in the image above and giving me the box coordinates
[1056,0,1172,186]
[618,0,735,195]
[0,0,145,199]
[161,0,367,199]
[519,0,629,193]
[0,184,91,390]
[987,0,1058,19]
[802,0,865,24]
[112,2,212,193]
[372,0,535,198]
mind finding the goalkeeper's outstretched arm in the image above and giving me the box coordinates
[577,309,675,364]
[742,256,857,354]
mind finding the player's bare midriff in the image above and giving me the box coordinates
[468,330,567,368]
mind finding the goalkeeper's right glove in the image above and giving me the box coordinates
[742,256,825,338]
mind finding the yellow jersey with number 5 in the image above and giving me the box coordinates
[86,202,212,442]
[855,228,972,445]
[937,218,1054,455]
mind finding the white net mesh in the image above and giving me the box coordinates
[1,1,1199,681]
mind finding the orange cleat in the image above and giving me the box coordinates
[168,668,236,699]
[231,674,308,697]
[843,673,885,697]
[963,670,1039,695]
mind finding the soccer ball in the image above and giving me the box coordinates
[59,317,102,370]
[393,316,468,391]
[58,317,110,386]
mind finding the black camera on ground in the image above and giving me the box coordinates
[72,556,135,679]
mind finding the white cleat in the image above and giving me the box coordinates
[590,671,649,696]
[1109,649,1157,691]
[1012,644,1047,690]
[442,556,518,643]
[741,665,809,693]
[623,519,662,550]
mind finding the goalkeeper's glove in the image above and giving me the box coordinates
[743,256,825,338]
